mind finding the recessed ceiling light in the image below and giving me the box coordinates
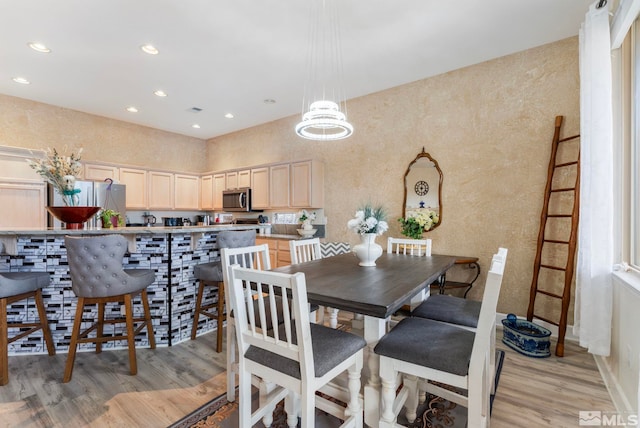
[263,99,276,104]
[140,44,159,55]
[154,90,167,97]
[28,42,50,53]
[224,113,234,119]
[12,77,30,85]
[192,124,201,129]
[126,106,139,113]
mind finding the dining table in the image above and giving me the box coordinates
[273,251,458,427]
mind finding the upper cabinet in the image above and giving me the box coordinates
[83,163,119,182]
[200,175,214,210]
[290,160,324,208]
[119,168,148,209]
[238,169,251,188]
[175,174,200,210]
[226,171,238,190]
[213,173,226,210]
[0,182,46,227]
[148,171,174,209]
[251,167,269,209]
[269,164,290,209]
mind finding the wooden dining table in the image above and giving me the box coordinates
[273,251,458,427]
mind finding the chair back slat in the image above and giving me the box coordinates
[290,238,322,264]
[228,265,311,369]
[387,237,432,256]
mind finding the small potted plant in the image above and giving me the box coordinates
[100,209,124,228]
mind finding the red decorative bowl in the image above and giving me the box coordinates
[47,206,101,229]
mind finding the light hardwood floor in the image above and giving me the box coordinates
[0,320,617,428]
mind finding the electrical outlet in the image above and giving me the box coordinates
[121,305,126,316]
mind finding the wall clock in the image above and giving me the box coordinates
[414,180,429,196]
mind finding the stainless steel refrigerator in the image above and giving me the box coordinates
[47,180,126,228]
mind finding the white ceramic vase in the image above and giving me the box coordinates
[353,233,383,267]
[302,220,313,230]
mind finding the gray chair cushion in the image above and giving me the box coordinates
[0,272,50,299]
[194,261,223,282]
[374,317,475,376]
[64,235,155,298]
[412,294,481,328]
[245,322,366,378]
[194,230,257,282]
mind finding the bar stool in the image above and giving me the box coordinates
[191,230,256,352]
[0,271,55,385]
[63,235,156,383]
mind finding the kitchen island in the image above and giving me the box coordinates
[0,224,261,356]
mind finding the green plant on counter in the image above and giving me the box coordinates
[100,209,124,228]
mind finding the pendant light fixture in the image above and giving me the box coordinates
[295,0,353,141]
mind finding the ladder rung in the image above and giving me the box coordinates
[543,239,570,244]
[550,187,576,193]
[540,264,566,271]
[531,314,560,327]
[554,161,579,168]
[558,134,580,143]
[536,289,563,299]
[547,214,573,218]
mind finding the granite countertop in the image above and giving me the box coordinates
[0,224,261,236]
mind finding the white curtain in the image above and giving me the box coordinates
[574,2,614,356]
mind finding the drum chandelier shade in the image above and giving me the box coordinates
[295,0,353,141]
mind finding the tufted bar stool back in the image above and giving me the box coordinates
[63,234,156,383]
[0,271,55,385]
[191,230,256,352]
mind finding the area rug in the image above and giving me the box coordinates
[168,350,504,428]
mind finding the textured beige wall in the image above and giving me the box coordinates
[207,37,581,319]
[0,95,207,172]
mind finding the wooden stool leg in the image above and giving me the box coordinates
[96,301,105,354]
[123,294,137,376]
[191,281,205,340]
[0,298,8,386]
[34,289,55,356]
[216,282,224,353]
[141,289,155,349]
[64,298,85,383]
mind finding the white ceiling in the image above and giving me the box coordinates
[0,0,593,140]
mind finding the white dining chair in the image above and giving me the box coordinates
[386,237,432,256]
[411,247,509,395]
[227,264,366,428]
[374,248,507,427]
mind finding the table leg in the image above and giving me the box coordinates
[363,315,386,428]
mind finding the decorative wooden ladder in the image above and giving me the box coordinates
[527,115,580,357]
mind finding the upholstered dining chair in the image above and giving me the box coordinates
[228,264,366,428]
[411,247,509,394]
[0,271,55,385]
[63,234,156,383]
[191,229,256,352]
[374,248,507,427]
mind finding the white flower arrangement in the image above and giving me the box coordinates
[399,208,439,238]
[27,147,83,206]
[347,204,389,236]
[298,209,316,223]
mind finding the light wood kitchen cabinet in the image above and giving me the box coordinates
[119,168,147,209]
[255,238,292,268]
[83,163,119,181]
[290,160,324,208]
[175,174,200,210]
[200,175,213,210]
[213,173,225,209]
[226,171,238,190]
[251,167,269,209]
[269,164,290,208]
[0,181,46,227]
[148,171,174,209]
[238,169,251,188]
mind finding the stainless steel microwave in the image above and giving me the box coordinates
[222,188,252,212]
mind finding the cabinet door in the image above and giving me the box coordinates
[226,171,238,190]
[200,175,213,210]
[84,163,119,181]
[290,160,324,208]
[276,239,291,267]
[251,167,269,209]
[0,182,46,227]
[270,164,290,209]
[148,171,174,209]
[119,168,148,209]
[175,174,200,210]
[238,169,251,188]
[213,173,226,210]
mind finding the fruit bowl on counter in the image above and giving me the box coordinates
[47,206,101,229]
